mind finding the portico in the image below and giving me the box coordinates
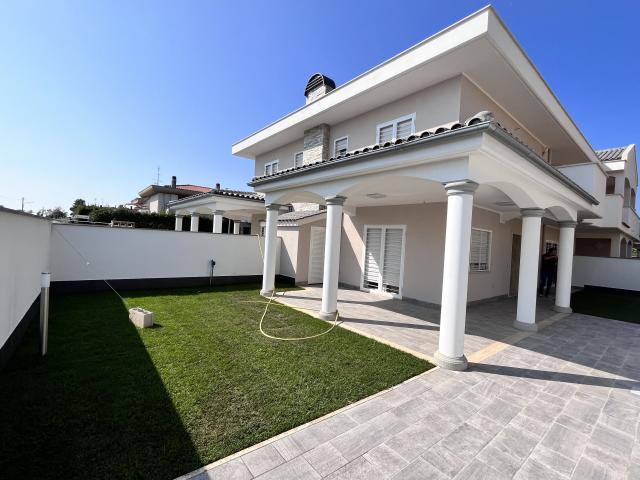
[253,117,599,370]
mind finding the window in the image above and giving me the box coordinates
[362,225,406,296]
[470,228,491,272]
[334,136,348,156]
[264,160,279,176]
[294,152,304,168]
[376,114,415,143]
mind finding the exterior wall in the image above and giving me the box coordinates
[339,203,521,304]
[255,138,304,178]
[556,163,606,211]
[0,210,51,352]
[50,224,275,281]
[277,218,327,283]
[573,255,640,291]
[250,213,265,235]
[147,192,178,213]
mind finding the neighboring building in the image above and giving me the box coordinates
[167,183,265,234]
[130,176,212,213]
[232,6,638,370]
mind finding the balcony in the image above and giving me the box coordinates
[623,206,640,238]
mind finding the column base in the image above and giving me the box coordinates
[434,350,468,371]
[318,311,338,321]
[260,289,275,298]
[552,305,572,314]
[513,320,538,332]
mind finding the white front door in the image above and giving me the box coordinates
[308,226,326,284]
[362,225,406,297]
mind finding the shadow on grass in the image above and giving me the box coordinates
[0,291,201,480]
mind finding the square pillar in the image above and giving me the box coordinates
[213,211,224,234]
[261,204,280,296]
[233,222,241,235]
[514,208,544,331]
[553,221,577,313]
[190,213,200,232]
[175,215,184,231]
[434,180,478,371]
[319,196,346,320]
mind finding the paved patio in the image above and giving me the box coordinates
[180,312,640,480]
[274,287,558,361]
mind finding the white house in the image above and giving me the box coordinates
[132,176,212,213]
[232,6,639,370]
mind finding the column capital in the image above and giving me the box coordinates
[175,213,184,218]
[520,208,545,218]
[265,203,282,211]
[325,196,347,206]
[558,220,578,228]
[189,211,200,217]
[213,210,225,215]
[444,180,478,195]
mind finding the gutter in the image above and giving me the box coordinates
[249,121,599,206]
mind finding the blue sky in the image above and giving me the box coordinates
[1,0,638,212]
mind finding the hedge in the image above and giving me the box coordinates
[88,207,232,232]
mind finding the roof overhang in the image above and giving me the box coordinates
[232,6,600,168]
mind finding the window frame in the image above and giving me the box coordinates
[333,136,349,157]
[469,227,492,273]
[360,224,407,299]
[293,151,304,168]
[376,113,416,144]
[264,160,279,176]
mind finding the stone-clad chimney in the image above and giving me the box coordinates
[171,176,177,188]
[304,73,336,105]
[303,124,330,164]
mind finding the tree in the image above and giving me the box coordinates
[37,207,68,219]
[70,198,87,215]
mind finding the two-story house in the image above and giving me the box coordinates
[232,6,638,370]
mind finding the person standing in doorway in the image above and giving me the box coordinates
[539,247,558,297]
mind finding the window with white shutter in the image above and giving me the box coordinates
[334,137,348,156]
[376,114,415,143]
[470,228,491,272]
[362,225,406,296]
[294,152,304,168]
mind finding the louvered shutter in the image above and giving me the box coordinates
[470,229,491,272]
[396,118,413,139]
[335,137,348,156]
[382,228,403,294]
[294,152,304,168]
[308,227,325,284]
[363,228,383,289]
[378,124,394,144]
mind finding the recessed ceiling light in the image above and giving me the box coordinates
[366,193,386,199]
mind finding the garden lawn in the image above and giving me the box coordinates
[0,284,431,480]
[571,286,640,324]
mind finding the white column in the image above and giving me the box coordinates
[233,222,241,235]
[434,181,477,371]
[553,221,576,313]
[190,213,200,232]
[260,204,280,296]
[320,196,346,320]
[175,215,183,231]
[514,208,544,331]
[213,211,224,234]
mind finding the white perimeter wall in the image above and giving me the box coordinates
[0,210,51,349]
[573,255,640,291]
[51,224,277,281]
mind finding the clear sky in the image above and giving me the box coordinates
[1,0,639,212]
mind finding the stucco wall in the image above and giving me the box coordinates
[340,203,521,304]
[0,210,51,351]
[50,224,274,281]
[573,256,640,291]
[277,227,299,280]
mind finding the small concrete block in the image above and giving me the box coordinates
[128,307,154,328]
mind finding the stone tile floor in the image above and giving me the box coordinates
[180,313,640,479]
[274,287,557,360]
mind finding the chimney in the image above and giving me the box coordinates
[215,182,221,191]
[171,176,177,188]
[304,73,335,104]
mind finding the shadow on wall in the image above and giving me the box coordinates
[0,292,201,480]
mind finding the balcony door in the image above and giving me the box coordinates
[361,225,406,298]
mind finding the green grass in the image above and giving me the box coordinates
[0,284,431,479]
[572,287,640,324]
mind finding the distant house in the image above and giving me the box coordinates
[129,176,211,213]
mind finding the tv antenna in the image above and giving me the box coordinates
[155,166,161,185]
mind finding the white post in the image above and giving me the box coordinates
[554,221,576,313]
[213,211,224,234]
[261,204,280,296]
[175,215,183,231]
[319,196,346,320]
[233,222,241,235]
[434,181,477,371]
[40,272,51,356]
[190,213,200,232]
[514,208,544,331]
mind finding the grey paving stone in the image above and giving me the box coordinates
[193,459,253,480]
[466,412,503,437]
[363,443,409,478]
[589,424,634,458]
[392,457,447,480]
[562,398,602,425]
[603,397,639,424]
[583,443,629,477]
[254,456,320,480]
[570,456,617,480]
[529,444,576,478]
[331,411,405,461]
[598,412,636,437]
[345,396,392,423]
[478,397,521,425]
[421,443,466,478]
[241,444,285,477]
[541,423,589,462]
[324,457,383,480]
[386,413,451,462]
[476,443,523,476]
[439,422,493,462]
[491,424,539,461]
[454,458,510,480]
[508,412,549,439]
[515,457,567,480]
[556,413,595,435]
[303,442,348,477]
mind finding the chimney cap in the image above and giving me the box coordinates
[304,73,336,98]
[215,182,221,191]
